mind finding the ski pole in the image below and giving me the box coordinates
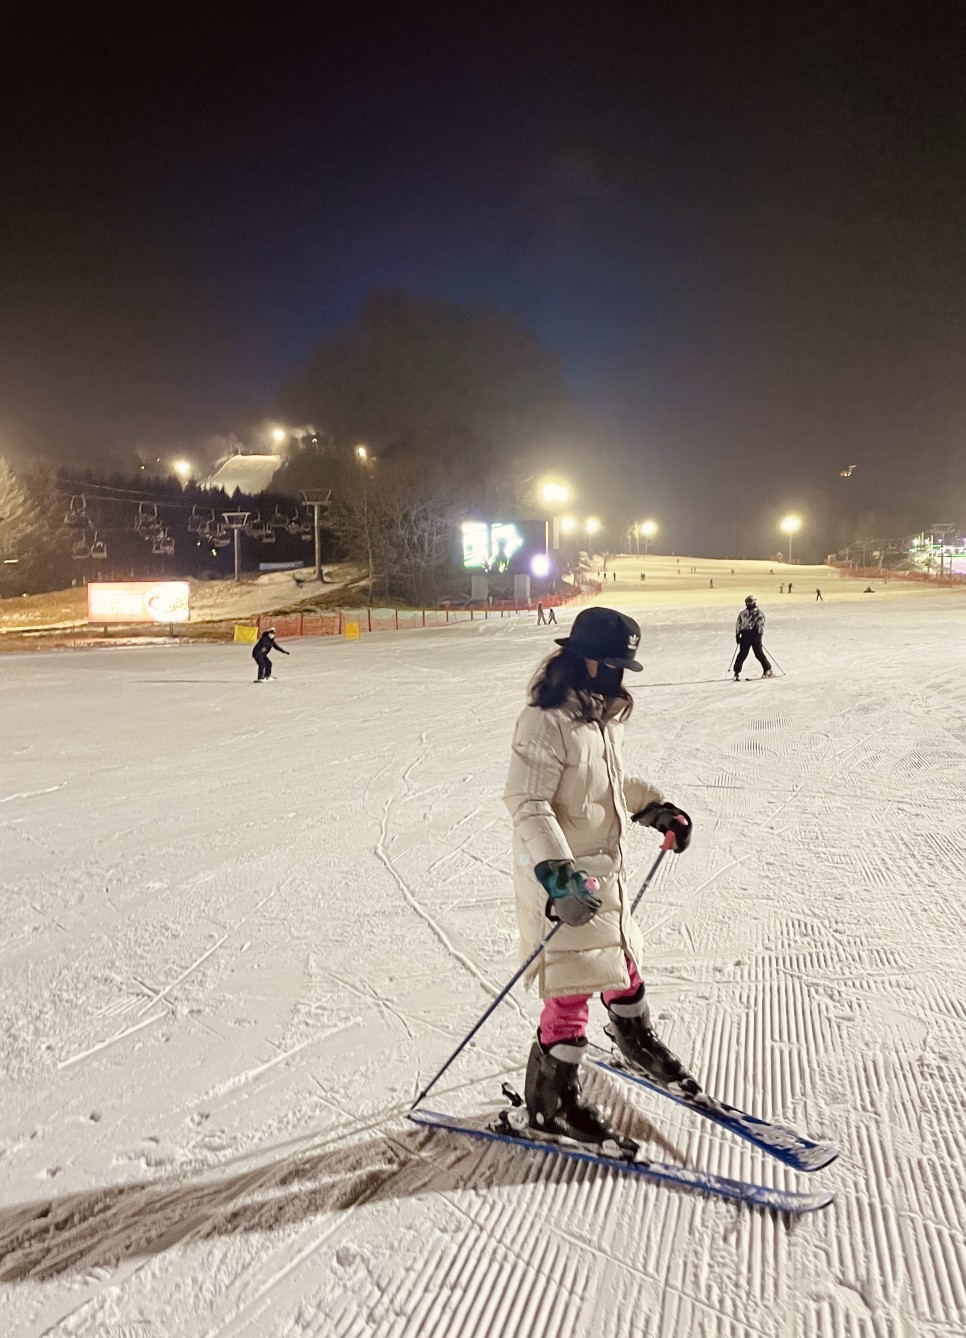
[727,648,737,677]
[410,914,574,1109]
[767,650,785,675]
[411,838,677,1110]
[630,829,678,914]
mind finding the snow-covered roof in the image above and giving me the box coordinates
[201,453,282,496]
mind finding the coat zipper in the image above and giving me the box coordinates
[596,718,631,974]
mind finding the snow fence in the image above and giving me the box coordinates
[254,586,597,641]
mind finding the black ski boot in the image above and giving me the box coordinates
[603,984,701,1095]
[525,1035,636,1153]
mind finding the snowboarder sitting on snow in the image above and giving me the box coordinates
[503,606,695,1147]
[734,595,773,679]
[252,626,290,681]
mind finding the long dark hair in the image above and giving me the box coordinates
[528,649,633,722]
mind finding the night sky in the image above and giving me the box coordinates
[3,3,965,556]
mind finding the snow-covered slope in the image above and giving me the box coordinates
[1,561,964,1337]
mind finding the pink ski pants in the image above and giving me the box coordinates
[539,956,643,1047]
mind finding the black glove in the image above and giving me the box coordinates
[534,860,601,927]
[735,634,740,644]
[632,801,692,852]
[279,647,290,654]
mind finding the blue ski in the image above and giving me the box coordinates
[409,1108,833,1214]
[587,1046,838,1173]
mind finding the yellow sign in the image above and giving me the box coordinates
[234,624,258,644]
[344,619,361,641]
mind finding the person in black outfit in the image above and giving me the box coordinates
[733,596,773,679]
[252,626,290,681]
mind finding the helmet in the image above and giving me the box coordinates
[744,595,755,606]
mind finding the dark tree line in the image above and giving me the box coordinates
[272,291,623,601]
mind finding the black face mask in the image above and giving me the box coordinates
[593,664,625,697]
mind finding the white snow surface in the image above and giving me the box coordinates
[2,556,965,1338]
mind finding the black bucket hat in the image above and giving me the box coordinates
[555,607,643,671]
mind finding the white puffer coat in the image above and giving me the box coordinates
[503,695,664,998]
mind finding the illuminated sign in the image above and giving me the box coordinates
[461,522,525,571]
[461,522,490,570]
[87,582,190,624]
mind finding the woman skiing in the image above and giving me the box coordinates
[503,606,694,1146]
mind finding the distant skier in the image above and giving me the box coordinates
[815,588,823,601]
[252,626,290,681]
[779,583,785,594]
[787,582,794,594]
[503,606,695,1147]
[547,606,557,625]
[734,595,773,680]
[536,601,547,625]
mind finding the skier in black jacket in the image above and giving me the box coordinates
[733,596,773,679]
[252,627,290,681]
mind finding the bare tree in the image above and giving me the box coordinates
[0,458,52,593]
[327,459,465,605]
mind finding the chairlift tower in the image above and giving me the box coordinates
[300,489,332,582]
[222,511,251,582]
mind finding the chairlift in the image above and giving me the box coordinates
[299,520,313,541]
[89,533,108,560]
[286,509,302,535]
[260,525,276,545]
[246,511,270,540]
[187,505,205,533]
[64,495,87,526]
[210,524,230,549]
[268,507,288,529]
[71,535,90,559]
[135,501,159,534]
[152,529,175,556]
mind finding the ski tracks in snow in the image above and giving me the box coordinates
[4,597,966,1337]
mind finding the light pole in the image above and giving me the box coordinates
[640,519,657,556]
[540,481,571,560]
[355,445,375,599]
[780,515,802,564]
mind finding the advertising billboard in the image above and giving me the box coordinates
[87,582,191,624]
[460,521,528,572]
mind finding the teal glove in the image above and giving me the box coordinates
[535,860,602,927]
